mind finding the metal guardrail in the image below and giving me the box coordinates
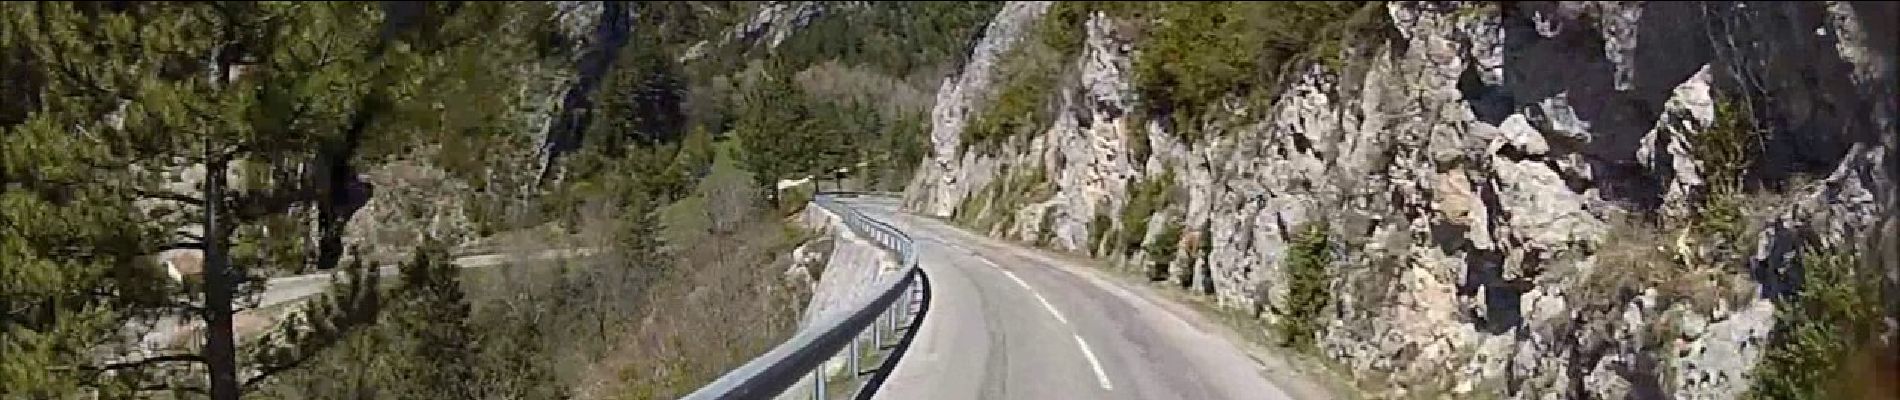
[681,194,924,400]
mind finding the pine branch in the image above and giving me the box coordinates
[229,184,318,224]
[134,382,208,395]
[157,241,207,252]
[82,379,208,395]
[239,356,310,389]
[128,181,318,228]
[78,353,207,372]
[241,259,384,390]
[131,188,208,205]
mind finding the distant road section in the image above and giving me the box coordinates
[137,247,595,354]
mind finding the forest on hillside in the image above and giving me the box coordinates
[1,1,997,398]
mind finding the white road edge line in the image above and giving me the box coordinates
[1000,269,1069,325]
[1073,335,1114,391]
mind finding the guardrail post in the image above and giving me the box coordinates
[848,332,860,384]
[814,367,827,400]
[890,292,901,333]
[907,279,919,315]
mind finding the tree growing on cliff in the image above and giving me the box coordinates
[1275,222,1333,350]
[1750,243,1893,400]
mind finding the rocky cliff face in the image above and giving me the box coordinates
[906,1,1897,398]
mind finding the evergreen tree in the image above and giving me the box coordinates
[734,63,813,205]
[677,125,717,178]
[384,241,478,400]
[2,2,560,396]
[586,37,687,157]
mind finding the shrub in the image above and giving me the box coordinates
[1128,2,1364,143]
[1578,213,1738,316]
[1036,208,1059,247]
[1119,170,1176,255]
[969,167,1058,242]
[962,31,1066,154]
[1696,190,1749,258]
[1040,2,1091,59]
[1088,212,1112,255]
[1693,97,1762,193]
[1146,219,1184,281]
[1689,97,1764,263]
[1125,121,1152,166]
[1149,219,1184,261]
[1749,244,1890,400]
[777,182,815,216]
[1276,221,1332,350]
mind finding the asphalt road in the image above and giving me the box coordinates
[135,247,594,352]
[836,197,1296,400]
[253,248,593,309]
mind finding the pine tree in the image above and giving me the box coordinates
[586,36,687,157]
[734,62,813,205]
[2,2,556,396]
[677,125,717,178]
[385,241,478,400]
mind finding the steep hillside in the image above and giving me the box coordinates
[907,1,1897,398]
[1,1,1011,398]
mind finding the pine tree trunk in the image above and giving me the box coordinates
[203,156,241,400]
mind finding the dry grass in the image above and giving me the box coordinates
[1578,184,1807,317]
[1578,213,1739,315]
[586,215,811,400]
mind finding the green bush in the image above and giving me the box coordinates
[1749,245,1889,400]
[1697,191,1748,255]
[1694,97,1762,193]
[962,35,1066,154]
[1149,220,1184,260]
[777,183,815,216]
[1119,170,1176,255]
[1127,2,1365,143]
[1146,219,1184,281]
[953,185,992,225]
[1125,122,1152,166]
[1088,212,1113,255]
[1276,221,1332,350]
[1039,2,1092,59]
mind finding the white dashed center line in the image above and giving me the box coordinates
[976,256,1110,391]
[1012,281,1070,325]
[996,265,1069,325]
[1073,335,1114,390]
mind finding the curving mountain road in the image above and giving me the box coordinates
[833,197,1304,400]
